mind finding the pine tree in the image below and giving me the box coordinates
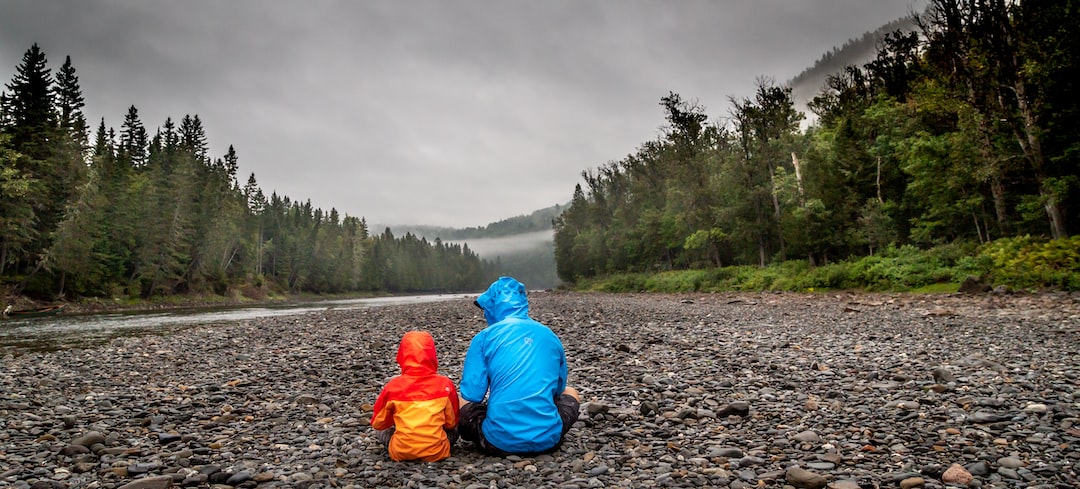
[54,55,88,150]
[119,105,148,168]
[3,43,54,156]
[179,114,209,163]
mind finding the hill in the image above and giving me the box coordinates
[385,204,564,241]
[787,15,919,123]
[384,204,566,290]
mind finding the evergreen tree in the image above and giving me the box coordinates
[118,105,148,168]
[0,134,34,277]
[3,43,54,155]
[54,55,88,150]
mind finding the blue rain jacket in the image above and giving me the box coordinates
[460,276,568,453]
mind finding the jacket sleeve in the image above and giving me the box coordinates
[444,381,460,429]
[369,384,395,430]
[557,343,568,394]
[459,334,489,403]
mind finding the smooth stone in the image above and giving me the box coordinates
[899,477,925,489]
[115,476,172,489]
[826,481,861,489]
[942,464,973,485]
[70,431,106,447]
[786,467,827,489]
[997,456,1025,468]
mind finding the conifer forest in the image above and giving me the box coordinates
[2,1,1078,301]
[553,1,1078,286]
[1,47,494,300]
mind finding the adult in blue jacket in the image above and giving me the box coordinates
[458,276,580,455]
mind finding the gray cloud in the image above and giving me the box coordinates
[1,0,926,227]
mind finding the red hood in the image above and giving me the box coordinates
[396,331,438,376]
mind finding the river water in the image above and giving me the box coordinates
[0,294,466,355]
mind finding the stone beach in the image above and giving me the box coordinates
[2,290,1078,489]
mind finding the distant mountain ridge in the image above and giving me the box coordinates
[787,15,919,121]
[384,204,567,289]
[385,203,565,241]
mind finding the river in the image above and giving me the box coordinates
[0,294,466,356]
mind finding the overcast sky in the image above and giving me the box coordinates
[1,0,925,228]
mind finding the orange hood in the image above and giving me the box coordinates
[396,330,438,376]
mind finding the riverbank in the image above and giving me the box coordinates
[2,290,1078,488]
[2,289,401,316]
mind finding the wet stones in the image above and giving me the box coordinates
[1,291,1078,488]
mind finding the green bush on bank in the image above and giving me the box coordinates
[572,237,1079,293]
[975,235,1080,290]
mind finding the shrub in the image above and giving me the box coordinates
[979,235,1080,290]
[572,237,1078,293]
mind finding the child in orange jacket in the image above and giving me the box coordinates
[370,330,460,461]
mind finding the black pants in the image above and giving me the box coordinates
[458,393,580,456]
[374,426,459,449]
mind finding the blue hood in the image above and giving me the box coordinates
[475,276,529,325]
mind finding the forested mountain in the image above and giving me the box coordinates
[387,204,565,290]
[386,204,563,241]
[554,0,1077,284]
[1,43,499,301]
[787,16,919,120]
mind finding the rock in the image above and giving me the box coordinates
[1023,403,1048,413]
[639,401,659,416]
[965,461,990,475]
[899,477,925,489]
[59,444,90,456]
[968,411,1012,423]
[581,402,608,416]
[931,367,956,383]
[709,447,743,458]
[225,470,253,485]
[941,464,974,485]
[826,480,861,489]
[958,276,991,294]
[157,432,181,445]
[716,401,749,417]
[29,482,68,489]
[786,466,827,489]
[70,431,106,447]
[997,456,1025,468]
[115,476,172,489]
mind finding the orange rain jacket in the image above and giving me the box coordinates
[370,331,460,461]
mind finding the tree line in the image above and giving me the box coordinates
[553,0,1077,283]
[1,44,497,300]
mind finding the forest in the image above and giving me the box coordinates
[0,47,498,301]
[4,0,1077,302]
[553,0,1079,291]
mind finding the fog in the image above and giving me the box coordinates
[448,230,554,258]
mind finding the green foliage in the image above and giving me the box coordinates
[846,244,955,291]
[977,235,1080,290]
[576,237,1079,293]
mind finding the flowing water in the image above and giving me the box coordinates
[0,294,466,356]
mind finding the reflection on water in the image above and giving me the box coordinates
[0,294,465,355]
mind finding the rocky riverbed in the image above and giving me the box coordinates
[2,290,1078,489]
